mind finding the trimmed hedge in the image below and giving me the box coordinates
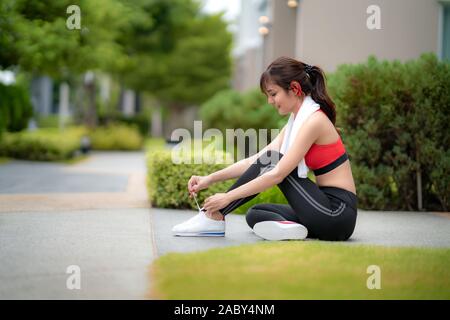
[147,149,233,210]
[89,123,144,151]
[0,124,144,162]
[0,127,87,161]
[98,113,151,137]
[328,53,450,211]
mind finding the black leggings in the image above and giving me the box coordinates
[219,150,358,241]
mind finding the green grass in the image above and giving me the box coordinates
[150,242,450,300]
[0,157,10,165]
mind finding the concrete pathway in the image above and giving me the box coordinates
[0,152,154,299]
[152,208,450,257]
[0,209,152,299]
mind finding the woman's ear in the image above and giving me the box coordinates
[289,81,302,96]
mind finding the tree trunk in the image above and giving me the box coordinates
[84,72,97,129]
[151,104,163,138]
[58,82,70,131]
[164,103,185,141]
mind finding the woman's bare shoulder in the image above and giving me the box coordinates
[306,110,339,143]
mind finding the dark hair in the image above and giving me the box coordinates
[260,56,336,125]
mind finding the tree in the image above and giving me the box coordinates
[116,0,233,138]
[0,0,131,128]
[1,0,233,135]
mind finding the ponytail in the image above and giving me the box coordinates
[307,65,336,125]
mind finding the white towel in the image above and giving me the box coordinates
[280,95,320,178]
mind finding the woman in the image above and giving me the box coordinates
[172,56,358,241]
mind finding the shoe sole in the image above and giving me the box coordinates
[253,221,307,241]
[174,231,225,237]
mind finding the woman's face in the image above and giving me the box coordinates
[265,82,300,116]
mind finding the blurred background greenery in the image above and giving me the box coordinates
[0,0,449,212]
[0,0,234,141]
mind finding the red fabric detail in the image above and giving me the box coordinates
[304,109,346,170]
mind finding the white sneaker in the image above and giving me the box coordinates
[253,221,308,241]
[172,211,225,237]
[171,210,205,233]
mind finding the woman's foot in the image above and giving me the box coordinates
[172,209,225,237]
[205,210,225,221]
[253,221,308,241]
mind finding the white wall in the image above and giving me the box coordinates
[295,0,441,72]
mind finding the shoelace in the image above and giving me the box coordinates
[192,193,206,212]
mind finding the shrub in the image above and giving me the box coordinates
[89,123,143,151]
[0,82,33,135]
[0,127,87,161]
[147,149,234,210]
[328,53,450,211]
[200,88,286,136]
[36,114,75,128]
[98,113,151,137]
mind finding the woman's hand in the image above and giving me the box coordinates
[188,175,212,197]
[203,193,231,213]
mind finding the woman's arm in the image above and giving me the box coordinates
[208,126,287,184]
[224,114,322,202]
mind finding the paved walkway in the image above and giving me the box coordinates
[1,151,449,299]
[0,152,154,299]
[152,208,450,257]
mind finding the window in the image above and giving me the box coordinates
[442,3,450,60]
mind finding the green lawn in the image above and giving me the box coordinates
[150,241,450,300]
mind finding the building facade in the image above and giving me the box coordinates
[233,0,450,91]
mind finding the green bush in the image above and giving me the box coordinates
[89,123,144,151]
[0,82,33,135]
[328,53,450,211]
[36,114,75,128]
[0,127,87,161]
[200,88,286,137]
[98,113,151,137]
[147,149,234,210]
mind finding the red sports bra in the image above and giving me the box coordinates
[304,110,348,176]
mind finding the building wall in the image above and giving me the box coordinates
[266,0,297,66]
[31,76,53,116]
[295,0,441,72]
[233,0,266,91]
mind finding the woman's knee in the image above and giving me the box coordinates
[245,203,284,229]
[245,207,260,229]
[246,204,270,229]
